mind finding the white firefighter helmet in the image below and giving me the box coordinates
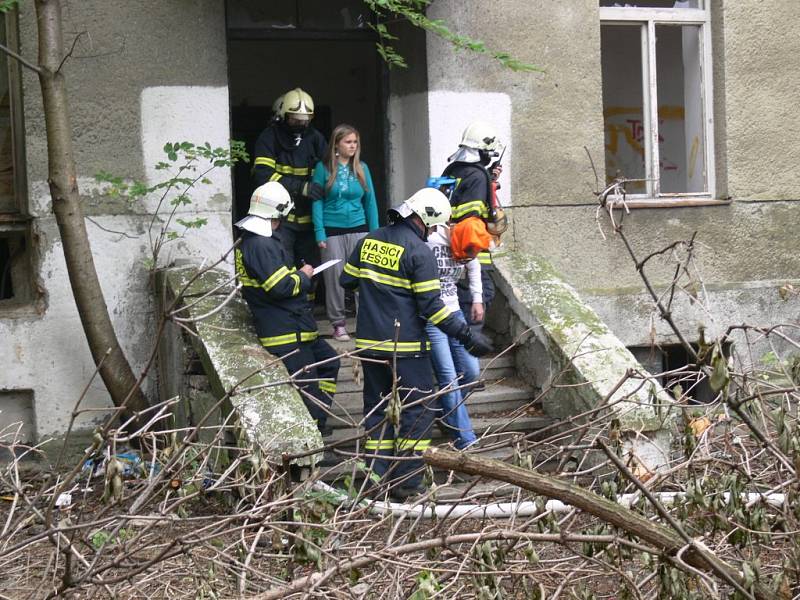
[459,120,501,152]
[279,87,314,121]
[393,188,452,228]
[248,181,293,219]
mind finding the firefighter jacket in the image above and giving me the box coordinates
[340,219,469,358]
[441,161,494,269]
[252,122,327,230]
[235,229,318,350]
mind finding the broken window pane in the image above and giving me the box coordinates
[600,1,702,8]
[601,24,647,192]
[0,232,30,304]
[656,24,706,193]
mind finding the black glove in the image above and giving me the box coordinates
[306,182,324,200]
[461,325,493,357]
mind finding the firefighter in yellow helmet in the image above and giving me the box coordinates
[252,88,327,268]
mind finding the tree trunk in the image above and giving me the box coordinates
[34,0,148,418]
[424,447,772,600]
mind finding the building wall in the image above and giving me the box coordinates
[0,1,233,438]
[422,0,800,348]
[3,0,798,439]
[386,20,431,205]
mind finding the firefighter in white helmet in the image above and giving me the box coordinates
[440,120,505,335]
[252,87,327,268]
[235,181,339,435]
[340,188,492,501]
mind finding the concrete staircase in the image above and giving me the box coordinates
[317,319,554,482]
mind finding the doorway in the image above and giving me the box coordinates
[225,0,387,222]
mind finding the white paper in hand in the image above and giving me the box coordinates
[313,259,341,276]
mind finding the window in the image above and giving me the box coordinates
[628,342,730,404]
[0,8,32,309]
[600,1,716,201]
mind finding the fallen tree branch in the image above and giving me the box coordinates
[423,447,771,600]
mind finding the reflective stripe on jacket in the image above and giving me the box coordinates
[442,161,491,222]
[236,229,317,349]
[252,123,326,230]
[441,162,494,269]
[339,219,468,357]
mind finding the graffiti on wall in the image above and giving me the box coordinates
[604,105,687,192]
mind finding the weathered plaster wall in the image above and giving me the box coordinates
[0,1,233,439]
[387,21,431,204]
[418,0,798,348]
[425,0,605,204]
[716,0,800,200]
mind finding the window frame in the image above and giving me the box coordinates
[0,8,27,216]
[0,8,34,311]
[599,4,719,205]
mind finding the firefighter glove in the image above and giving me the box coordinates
[461,325,493,357]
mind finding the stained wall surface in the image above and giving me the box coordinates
[0,1,234,438]
[3,0,799,440]
[421,0,800,348]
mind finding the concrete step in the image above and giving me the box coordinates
[333,365,518,393]
[322,414,553,446]
[315,427,557,484]
[334,354,516,386]
[327,379,538,421]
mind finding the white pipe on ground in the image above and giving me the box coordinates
[312,481,786,519]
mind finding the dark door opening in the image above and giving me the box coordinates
[225,1,387,223]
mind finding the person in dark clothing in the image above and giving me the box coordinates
[340,188,492,501]
[252,88,327,268]
[441,121,504,331]
[235,181,339,435]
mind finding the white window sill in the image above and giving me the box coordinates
[620,198,730,209]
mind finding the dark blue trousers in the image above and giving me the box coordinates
[362,357,435,490]
[273,337,339,428]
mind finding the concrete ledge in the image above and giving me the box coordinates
[492,250,673,470]
[158,265,322,469]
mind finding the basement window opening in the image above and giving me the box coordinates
[0,235,14,299]
[599,1,715,202]
[0,230,31,304]
[629,341,731,404]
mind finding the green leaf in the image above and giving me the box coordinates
[91,530,112,550]
[129,182,148,198]
[709,345,730,392]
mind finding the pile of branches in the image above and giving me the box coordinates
[2,188,800,599]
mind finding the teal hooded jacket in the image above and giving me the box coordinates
[311,161,379,243]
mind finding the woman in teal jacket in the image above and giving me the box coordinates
[310,124,379,341]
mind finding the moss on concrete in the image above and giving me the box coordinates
[160,266,322,469]
[494,251,673,439]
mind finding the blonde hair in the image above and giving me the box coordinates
[324,124,368,193]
